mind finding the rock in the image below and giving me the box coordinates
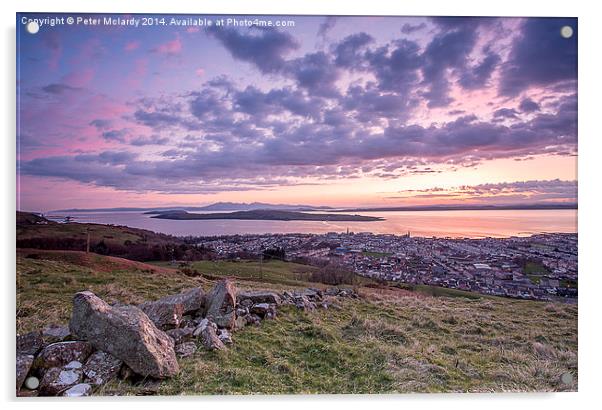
[165,327,194,345]
[35,341,93,371]
[17,331,44,355]
[245,314,262,326]
[42,325,71,344]
[161,287,205,315]
[217,328,233,345]
[239,298,253,309]
[16,354,34,391]
[192,318,210,337]
[205,280,237,329]
[24,376,39,390]
[118,365,135,381]
[83,351,122,386]
[234,315,247,330]
[237,290,282,305]
[139,300,184,330]
[174,342,197,358]
[199,321,225,350]
[39,361,83,396]
[294,295,316,311]
[62,383,92,397]
[69,291,179,379]
[250,303,276,318]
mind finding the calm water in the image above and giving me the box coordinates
[48,209,577,239]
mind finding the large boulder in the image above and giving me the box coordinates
[139,300,184,330]
[205,280,237,329]
[39,361,83,396]
[69,291,179,379]
[35,341,93,371]
[237,290,282,305]
[16,354,34,391]
[83,351,123,386]
[17,331,44,355]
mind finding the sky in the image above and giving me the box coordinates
[16,14,577,211]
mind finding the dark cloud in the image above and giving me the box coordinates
[101,129,128,143]
[493,108,520,119]
[400,22,426,34]
[317,17,337,39]
[333,32,374,69]
[458,50,501,89]
[89,119,112,130]
[206,26,299,74]
[130,135,170,146]
[519,98,541,113]
[42,83,79,94]
[499,18,577,96]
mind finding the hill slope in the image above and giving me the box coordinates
[16,250,577,394]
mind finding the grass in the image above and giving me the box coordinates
[16,249,578,394]
[150,259,321,288]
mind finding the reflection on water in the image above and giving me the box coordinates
[49,209,577,239]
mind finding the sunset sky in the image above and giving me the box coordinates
[17,14,577,211]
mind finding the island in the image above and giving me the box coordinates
[147,209,384,222]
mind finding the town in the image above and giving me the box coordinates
[194,231,578,303]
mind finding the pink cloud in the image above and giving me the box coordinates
[195,68,205,77]
[124,40,140,52]
[152,36,182,56]
[62,68,95,87]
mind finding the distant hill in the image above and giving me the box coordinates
[149,209,383,222]
[334,202,578,212]
[54,202,332,213]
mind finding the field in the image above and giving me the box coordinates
[16,248,578,394]
[150,259,321,288]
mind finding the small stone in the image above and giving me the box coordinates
[62,383,92,397]
[174,342,197,358]
[193,318,210,337]
[199,323,225,351]
[165,327,194,345]
[83,351,122,386]
[217,328,233,344]
[24,376,40,390]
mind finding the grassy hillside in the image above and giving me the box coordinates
[16,249,577,394]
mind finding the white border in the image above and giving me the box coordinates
[3,1,601,409]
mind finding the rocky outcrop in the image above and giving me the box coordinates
[69,291,179,379]
[17,282,358,396]
[205,280,237,329]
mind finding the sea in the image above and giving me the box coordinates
[45,209,578,239]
